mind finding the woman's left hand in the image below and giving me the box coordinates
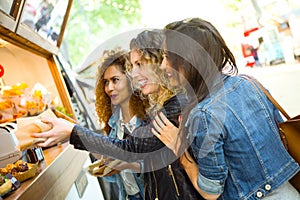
[151,112,181,156]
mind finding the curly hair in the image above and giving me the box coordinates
[94,48,149,135]
[129,30,177,114]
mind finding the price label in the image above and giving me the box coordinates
[0,65,4,78]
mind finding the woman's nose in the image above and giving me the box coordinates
[131,65,139,77]
[160,58,167,70]
[107,81,114,91]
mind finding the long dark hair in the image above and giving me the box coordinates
[163,17,238,154]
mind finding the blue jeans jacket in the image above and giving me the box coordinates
[186,74,299,200]
[103,107,144,200]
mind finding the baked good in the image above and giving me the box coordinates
[0,175,12,196]
[0,160,37,182]
[88,157,121,177]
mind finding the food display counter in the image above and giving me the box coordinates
[5,143,89,200]
[0,1,104,199]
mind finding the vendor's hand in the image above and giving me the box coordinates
[30,117,75,147]
[151,112,181,156]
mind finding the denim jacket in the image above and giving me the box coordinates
[103,107,144,200]
[186,74,300,200]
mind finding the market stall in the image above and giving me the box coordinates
[0,1,103,199]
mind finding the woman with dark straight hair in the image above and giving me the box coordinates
[152,17,300,200]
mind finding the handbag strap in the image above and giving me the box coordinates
[241,74,291,120]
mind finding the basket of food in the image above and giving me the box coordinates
[0,160,38,182]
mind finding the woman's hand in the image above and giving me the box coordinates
[111,161,141,173]
[181,151,220,200]
[151,112,181,156]
[30,117,75,147]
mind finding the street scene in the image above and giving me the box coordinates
[1,0,300,199]
[239,62,300,118]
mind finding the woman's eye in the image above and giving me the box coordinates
[112,77,119,83]
[162,52,168,59]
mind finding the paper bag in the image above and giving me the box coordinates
[14,109,57,151]
[88,157,121,177]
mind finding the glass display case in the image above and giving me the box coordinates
[0,0,72,56]
[0,0,22,31]
[19,0,70,47]
[0,0,16,16]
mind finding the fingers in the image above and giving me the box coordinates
[36,138,54,147]
[31,130,52,138]
[158,112,177,128]
[111,161,126,170]
[154,113,166,129]
[30,117,55,138]
[37,141,48,148]
[152,127,170,147]
[40,117,55,125]
[152,117,162,133]
[151,128,161,140]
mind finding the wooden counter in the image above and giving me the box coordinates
[5,142,89,200]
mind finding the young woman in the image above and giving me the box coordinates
[94,49,147,200]
[152,17,300,200]
[32,30,203,200]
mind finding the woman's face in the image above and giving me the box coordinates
[103,65,131,107]
[130,49,160,95]
[161,51,180,87]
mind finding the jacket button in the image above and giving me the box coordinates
[256,191,263,198]
[265,184,271,190]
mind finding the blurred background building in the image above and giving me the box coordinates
[241,0,300,67]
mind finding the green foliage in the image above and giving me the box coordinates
[65,0,141,69]
[221,0,241,12]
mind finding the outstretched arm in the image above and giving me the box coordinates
[31,95,185,169]
[31,117,75,147]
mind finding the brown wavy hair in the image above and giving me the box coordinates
[94,49,149,135]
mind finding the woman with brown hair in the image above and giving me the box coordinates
[94,49,147,200]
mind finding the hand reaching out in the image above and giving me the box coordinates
[110,161,141,173]
[30,117,75,147]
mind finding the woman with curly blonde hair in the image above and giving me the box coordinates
[129,33,173,115]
